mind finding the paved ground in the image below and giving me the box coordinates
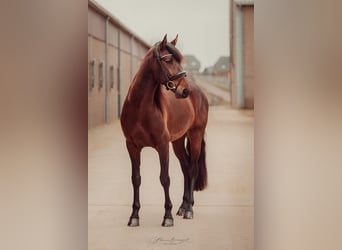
[88,106,254,250]
[194,76,231,103]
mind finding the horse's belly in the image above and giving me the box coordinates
[169,129,189,141]
[165,106,195,141]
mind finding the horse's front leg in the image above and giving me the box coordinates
[157,143,174,227]
[126,140,142,227]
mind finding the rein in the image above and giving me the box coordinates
[154,42,187,92]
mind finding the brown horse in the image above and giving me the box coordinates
[120,35,208,227]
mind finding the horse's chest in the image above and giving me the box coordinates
[123,112,168,147]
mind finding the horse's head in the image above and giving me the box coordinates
[153,35,189,98]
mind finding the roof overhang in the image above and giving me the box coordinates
[234,0,254,6]
[89,0,150,48]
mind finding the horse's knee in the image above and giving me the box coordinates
[164,202,172,210]
[131,175,141,187]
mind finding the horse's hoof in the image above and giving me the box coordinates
[128,217,139,227]
[183,210,193,219]
[176,207,185,216]
[162,217,174,227]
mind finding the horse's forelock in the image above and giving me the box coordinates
[165,43,183,62]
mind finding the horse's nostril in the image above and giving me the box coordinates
[182,89,189,98]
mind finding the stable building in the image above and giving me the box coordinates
[213,56,231,77]
[230,0,254,109]
[88,0,150,129]
[183,55,201,73]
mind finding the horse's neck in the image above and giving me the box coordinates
[128,71,160,106]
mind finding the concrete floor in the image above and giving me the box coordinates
[195,77,231,103]
[88,106,254,250]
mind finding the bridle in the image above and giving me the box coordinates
[154,42,187,92]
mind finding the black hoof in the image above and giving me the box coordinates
[183,210,193,219]
[162,217,174,227]
[128,217,139,227]
[176,207,185,216]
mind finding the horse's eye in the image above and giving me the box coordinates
[165,58,172,64]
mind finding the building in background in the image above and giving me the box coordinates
[88,0,150,129]
[230,0,254,109]
[183,55,201,74]
[213,56,231,77]
[202,66,214,75]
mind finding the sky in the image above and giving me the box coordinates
[95,0,230,71]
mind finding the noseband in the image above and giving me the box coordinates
[154,42,187,92]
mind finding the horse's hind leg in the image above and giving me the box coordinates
[172,136,191,217]
[157,143,174,227]
[185,128,206,219]
[126,140,142,227]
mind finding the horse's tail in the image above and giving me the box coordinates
[194,138,208,191]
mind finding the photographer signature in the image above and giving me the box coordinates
[151,236,190,245]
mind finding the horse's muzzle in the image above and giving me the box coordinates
[175,88,189,99]
[182,88,189,98]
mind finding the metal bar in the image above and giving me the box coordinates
[110,65,114,88]
[99,61,104,88]
[235,4,245,108]
[117,30,121,118]
[104,16,109,123]
[130,36,134,82]
[90,58,96,89]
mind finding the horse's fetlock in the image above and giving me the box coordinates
[164,203,172,210]
[133,203,140,210]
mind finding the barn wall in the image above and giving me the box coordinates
[88,1,150,129]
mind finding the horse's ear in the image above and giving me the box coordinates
[159,34,167,50]
[170,34,178,46]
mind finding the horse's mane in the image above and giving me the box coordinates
[141,42,183,66]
